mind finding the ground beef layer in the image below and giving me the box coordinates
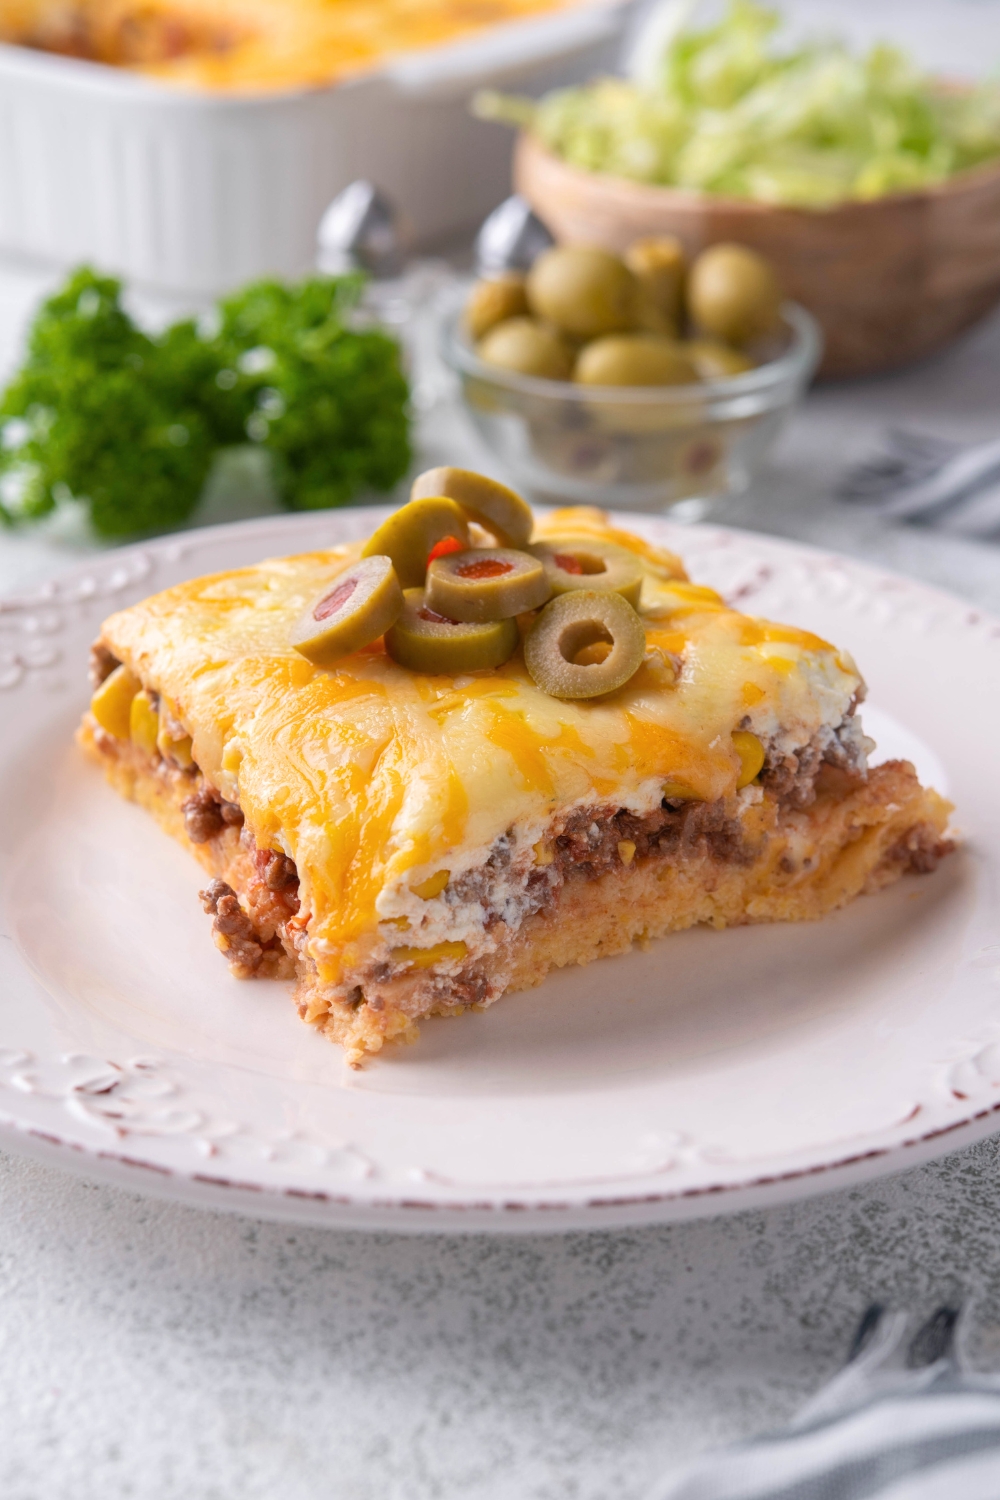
[78,717,954,1066]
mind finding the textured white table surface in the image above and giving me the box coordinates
[5,4,1000,1497]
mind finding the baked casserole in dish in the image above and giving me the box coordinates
[1,0,591,90]
[0,0,630,288]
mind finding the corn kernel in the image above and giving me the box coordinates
[732,730,765,789]
[156,700,194,767]
[573,640,612,666]
[90,664,139,740]
[617,839,636,866]
[157,725,194,769]
[662,779,695,800]
[643,647,677,686]
[533,840,554,866]
[742,681,766,706]
[391,940,468,970]
[222,740,243,775]
[382,916,411,931]
[129,691,160,757]
[409,869,450,901]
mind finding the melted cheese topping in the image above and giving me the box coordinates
[98,512,861,983]
[3,0,581,93]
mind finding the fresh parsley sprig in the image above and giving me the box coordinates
[0,266,411,538]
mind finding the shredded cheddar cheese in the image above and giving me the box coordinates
[96,515,861,985]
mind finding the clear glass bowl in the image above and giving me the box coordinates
[441,301,822,514]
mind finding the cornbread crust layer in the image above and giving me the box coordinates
[79,717,953,1066]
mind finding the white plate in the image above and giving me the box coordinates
[1,511,999,1232]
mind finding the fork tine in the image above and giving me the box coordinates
[886,429,959,462]
[838,459,917,501]
[935,479,1000,537]
[906,1306,961,1368]
[847,1303,886,1363]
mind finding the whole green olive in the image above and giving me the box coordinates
[624,236,686,333]
[526,247,637,340]
[476,317,573,380]
[464,273,530,341]
[687,244,782,346]
[684,339,755,379]
[574,334,700,388]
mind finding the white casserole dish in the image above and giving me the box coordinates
[0,2,631,296]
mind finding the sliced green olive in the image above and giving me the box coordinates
[528,537,643,608]
[410,467,533,549]
[426,548,549,622]
[291,555,403,666]
[385,589,519,674]
[361,498,470,588]
[524,591,646,699]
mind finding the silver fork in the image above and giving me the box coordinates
[839,430,1000,535]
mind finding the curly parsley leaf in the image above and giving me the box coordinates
[211,275,411,511]
[0,265,411,538]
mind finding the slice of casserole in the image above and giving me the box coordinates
[79,500,953,1064]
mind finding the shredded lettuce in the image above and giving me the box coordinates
[475,0,1000,207]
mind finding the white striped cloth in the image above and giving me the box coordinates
[651,1310,1000,1500]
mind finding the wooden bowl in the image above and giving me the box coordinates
[514,132,1000,378]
